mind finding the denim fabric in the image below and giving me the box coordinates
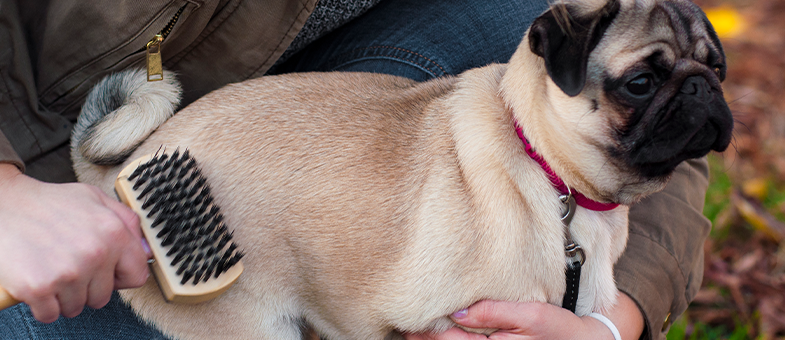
[0,292,168,339]
[0,0,548,338]
[270,0,549,80]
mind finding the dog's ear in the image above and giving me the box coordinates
[528,0,621,96]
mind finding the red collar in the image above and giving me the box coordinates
[514,122,620,211]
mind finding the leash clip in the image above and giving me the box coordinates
[559,193,577,226]
[560,192,584,266]
[565,243,585,266]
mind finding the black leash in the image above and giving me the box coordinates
[559,193,584,313]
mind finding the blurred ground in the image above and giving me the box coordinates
[667,0,785,338]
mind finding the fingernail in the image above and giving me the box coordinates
[141,238,152,257]
[452,309,468,319]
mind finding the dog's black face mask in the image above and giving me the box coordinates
[611,70,734,178]
[604,1,734,178]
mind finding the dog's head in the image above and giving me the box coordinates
[507,0,734,204]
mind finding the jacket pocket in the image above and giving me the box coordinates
[36,0,199,119]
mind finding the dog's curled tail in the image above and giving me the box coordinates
[71,68,181,166]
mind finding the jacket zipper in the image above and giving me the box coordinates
[146,4,187,81]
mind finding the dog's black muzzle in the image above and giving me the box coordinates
[626,66,734,178]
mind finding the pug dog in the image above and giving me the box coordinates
[71,0,733,338]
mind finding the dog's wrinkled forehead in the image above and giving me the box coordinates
[594,0,725,78]
[528,0,726,98]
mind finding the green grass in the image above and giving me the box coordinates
[762,180,785,222]
[704,155,734,223]
[667,314,756,340]
[704,154,735,242]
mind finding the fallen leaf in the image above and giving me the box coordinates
[704,6,747,38]
[742,178,769,201]
[732,190,785,242]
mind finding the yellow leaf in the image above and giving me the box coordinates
[742,178,768,201]
[732,190,785,242]
[705,6,746,38]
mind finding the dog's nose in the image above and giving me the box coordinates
[679,76,712,100]
[677,74,734,153]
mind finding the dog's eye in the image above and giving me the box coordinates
[625,75,654,95]
[713,65,725,81]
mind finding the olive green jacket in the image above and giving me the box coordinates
[0,0,318,181]
[0,1,709,339]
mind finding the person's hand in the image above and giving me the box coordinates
[0,163,151,323]
[404,293,644,340]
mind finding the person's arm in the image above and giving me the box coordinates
[614,157,711,339]
[0,163,151,323]
[0,0,156,324]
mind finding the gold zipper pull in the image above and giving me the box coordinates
[146,34,164,81]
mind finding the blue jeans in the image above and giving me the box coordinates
[0,0,547,338]
[270,0,547,80]
[0,292,167,339]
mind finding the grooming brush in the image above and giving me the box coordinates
[114,149,244,303]
[0,149,244,310]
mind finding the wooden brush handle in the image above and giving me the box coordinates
[0,285,20,311]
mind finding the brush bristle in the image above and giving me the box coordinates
[128,149,244,285]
